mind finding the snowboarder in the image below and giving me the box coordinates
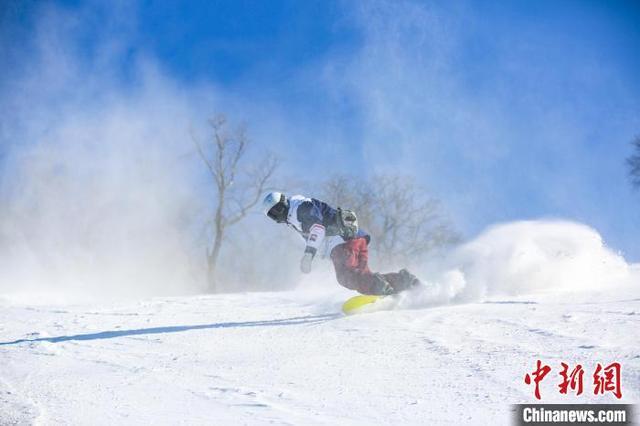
[262,192,421,295]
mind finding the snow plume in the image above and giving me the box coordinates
[0,4,209,300]
[399,220,639,309]
[0,3,306,301]
[0,99,204,300]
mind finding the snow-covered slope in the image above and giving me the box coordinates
[1,288,638,425]
[1,220,638,425]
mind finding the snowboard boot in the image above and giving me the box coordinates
[396,269,422,292]
[371,273,395,296]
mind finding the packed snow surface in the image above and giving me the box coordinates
[1,289,639,425]
[1,221,638,424]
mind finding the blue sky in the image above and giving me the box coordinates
[1,0,639,261]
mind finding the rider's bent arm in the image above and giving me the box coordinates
[304,223,325,257]
[296,201,326,258]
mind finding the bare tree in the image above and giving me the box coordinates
[321,174,459,267]
[193,114,277,292]
[627,136,640,190]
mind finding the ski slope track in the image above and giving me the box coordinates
[1,289,638,425]
[0,221,638,424]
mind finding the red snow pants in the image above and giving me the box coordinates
[330,237,403,295]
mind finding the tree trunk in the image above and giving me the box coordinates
[207,230,223,292]
[207,195,225,292]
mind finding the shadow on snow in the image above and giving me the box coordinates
[0,314,340,346]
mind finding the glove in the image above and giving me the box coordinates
[300,252,313,274]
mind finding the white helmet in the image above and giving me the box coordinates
[262,191,289,222]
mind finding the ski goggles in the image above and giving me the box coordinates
[267,199,288,223]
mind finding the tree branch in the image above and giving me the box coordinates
[225,155,278,226]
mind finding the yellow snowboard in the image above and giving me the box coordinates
[341,295,382,315]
